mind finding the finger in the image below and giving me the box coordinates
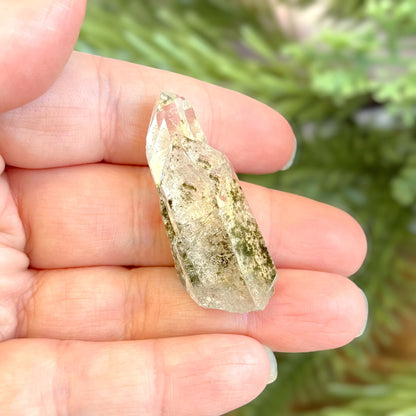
[19,267,367,352]
[0,335,270,416]
[0,0,86,112]
[8,164,366,276]
[0,52,296,173]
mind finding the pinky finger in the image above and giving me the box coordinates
[0,335,274,416]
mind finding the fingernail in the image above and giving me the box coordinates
[281,134,297,171]
[263,345,278,384]
[356,288,368,338]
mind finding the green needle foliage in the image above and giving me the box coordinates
[77,0,416,414]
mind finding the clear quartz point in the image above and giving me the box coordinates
[146,92,277,313]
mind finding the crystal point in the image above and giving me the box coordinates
[146,92,277,313]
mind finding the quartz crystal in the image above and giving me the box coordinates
[146,92,277,313]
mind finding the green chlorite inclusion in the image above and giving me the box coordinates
[146,92,277,313]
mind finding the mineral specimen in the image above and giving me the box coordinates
[146,92,277,313]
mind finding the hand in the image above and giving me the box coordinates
[0,1,367,415]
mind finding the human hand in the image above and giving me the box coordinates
[0,1,368,415]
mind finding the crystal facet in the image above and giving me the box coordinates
[146,92,277,313]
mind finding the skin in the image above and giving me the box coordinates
[0,0,368,415]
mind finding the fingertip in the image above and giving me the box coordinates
[249,270,370,352]
[355,288,368,338]
[281,128,297,171]
[208,89,296,174]
[288,272,368,351]
[266,110,297,172]
[161,334,273,415]
[236,98,297,174]
[0,0,86,112]
[232,335,276,389]
[293,200,367,277]
[332,210,368,276]
[199,335,277,396]
[332,277,369,345]
[298,274,369,350]
[206,335,272,410]
[263,345,278,384]
[348,215,368,275]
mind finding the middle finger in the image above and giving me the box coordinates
[8,163,366,275]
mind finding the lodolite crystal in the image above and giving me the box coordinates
[146,92,277,313]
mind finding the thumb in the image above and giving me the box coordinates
[0,0,86,112]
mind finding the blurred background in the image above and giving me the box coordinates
[76,1,416,414]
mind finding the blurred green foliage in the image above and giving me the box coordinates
[77,0,416,414]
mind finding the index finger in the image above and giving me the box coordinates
[0,52,296,174]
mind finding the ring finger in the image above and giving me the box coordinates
[18,266,367,352]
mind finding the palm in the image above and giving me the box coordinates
[0,2,367,414]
